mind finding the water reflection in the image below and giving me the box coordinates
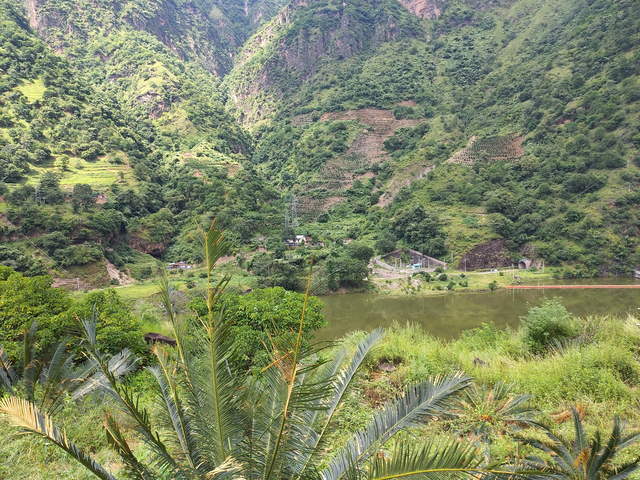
[316,283,640,341]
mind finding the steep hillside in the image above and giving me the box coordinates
[230,0,640,276]
[0,1,285,287]
[25,0,288,77]
[2,0,640,289]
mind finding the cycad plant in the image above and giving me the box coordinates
[516,406,640,480]
[1,221,520,479]
[456,381,537,448]
[0,320,133,416]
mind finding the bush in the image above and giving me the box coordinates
[434,266,444,274]
[488,281,498,291]
[520,297,576,354]
[189,287,327,371]
[417,271,431,282]
[58,289,147,358]
[438,273,448,281]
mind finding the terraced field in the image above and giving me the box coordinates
[448,134,525,165]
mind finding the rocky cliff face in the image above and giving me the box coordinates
[25,0,246,76]
[128,235,166,256]
[226,0,420,125]
[396,0,446,19]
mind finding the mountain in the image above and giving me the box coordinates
[1,0,640,288]
[225,0,640,277]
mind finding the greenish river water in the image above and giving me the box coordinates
[316,278,640,342]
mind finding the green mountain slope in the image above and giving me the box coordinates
[227,0,640,276]
[0,1,284,286]
[2,0,640,288]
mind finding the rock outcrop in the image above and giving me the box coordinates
[458,239,512,270]
[396,0,446,19]
[128,235,165,256]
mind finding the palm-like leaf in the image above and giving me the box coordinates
[2,222,528,480]
[0,345,17,393]
[366,437,484,480]
[322,373,472,480]
[295,329,385,479]
[455,380,537,458]
[0,396,118,480]
[516,407,640,480]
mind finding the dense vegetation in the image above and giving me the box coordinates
[228,0,640,278]
[3,239,640,478]
[1,0,639,287]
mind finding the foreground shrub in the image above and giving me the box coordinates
[520,297,575,353]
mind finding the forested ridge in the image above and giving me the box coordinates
[0,0,639,288]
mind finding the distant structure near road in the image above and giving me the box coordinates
[380,249,446,270]
[166,261,193,270]
[284,195,299,228]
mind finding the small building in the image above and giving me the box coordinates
[412,263,421,270]
[166,261,193,270]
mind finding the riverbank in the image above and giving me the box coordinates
[5,310,640,478]
[370,267,560,295]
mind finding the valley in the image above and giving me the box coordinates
[2,0,640,478]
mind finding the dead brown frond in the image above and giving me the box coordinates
[551,404,586,423]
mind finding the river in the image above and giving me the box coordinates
[315,278,640,341]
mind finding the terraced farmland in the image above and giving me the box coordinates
[448,134,524,165]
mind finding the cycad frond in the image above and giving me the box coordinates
[323,373,472,480]
[296,328,385,479]
[517,406,640,480]
[22,320,38,372]
[571,407,589,459]
[186,307,242,469]
[0,346,17,392]
[176,221,241,470]
[366,437,485,480]
[37,337,84,415]
[0,396,118,480]
[149,345,199,470]
[104,414,156,480]
[78,316,186,478]
[203,457,243,479]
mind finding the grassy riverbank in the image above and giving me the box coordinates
[3,303,640,478]
[372,268,560,295]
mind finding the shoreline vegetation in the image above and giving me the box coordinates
[3,292,640,477]
[73,263,638,304]
[2,226,640,478]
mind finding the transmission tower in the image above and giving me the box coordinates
[284,195,299,228]
[290,195,298,228]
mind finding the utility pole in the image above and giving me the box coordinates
[77,278,80,291]
[464,258,467,273]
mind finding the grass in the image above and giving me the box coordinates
[4,154,137,193]
[16,78,46,102]
[372,268,558,295]
[333,312,640,465]
[3,290,640,477]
